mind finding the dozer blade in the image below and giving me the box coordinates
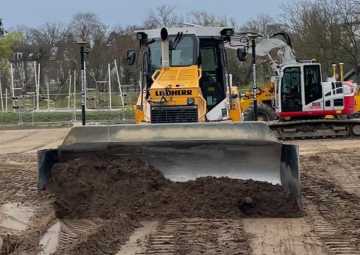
[38,122,301,208]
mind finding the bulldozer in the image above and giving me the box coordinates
[37,26,301,208]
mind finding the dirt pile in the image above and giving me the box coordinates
[49,152,301,220]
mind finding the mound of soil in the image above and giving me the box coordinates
[49,152,301,220]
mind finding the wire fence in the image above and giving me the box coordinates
[0,87,138,127]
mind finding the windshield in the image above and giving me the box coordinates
[149,35,196,71]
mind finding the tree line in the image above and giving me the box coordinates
[0,0,359,98]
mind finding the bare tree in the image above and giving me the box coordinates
[28,23,67,46]
[240,15,280,35]
[69,13,106,42]
[143,5,182,28]
[281,0,360,79]
[335,0,360,78]
[189,11,229,26]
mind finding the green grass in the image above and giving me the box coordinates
[0,108,134,125]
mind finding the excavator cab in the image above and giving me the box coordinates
[276,62,355,119]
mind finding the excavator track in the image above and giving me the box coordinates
[269,119,360,140]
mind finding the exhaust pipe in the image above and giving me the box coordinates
[160,27,170,68]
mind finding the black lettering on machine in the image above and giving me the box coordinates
[155,89,193,96]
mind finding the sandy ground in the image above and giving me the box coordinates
[0,128,360,255]
[243,218,327,255]
[0,128,68,154]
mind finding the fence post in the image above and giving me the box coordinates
[108,63,112,110]
[10,63,15,112]
[0,74,3,112]
[73,69,77,121]
[37,63,40,111]
[114,60,124,107]
[46,81,50,111]
[33,61,37,111]
[5,88,8,112]
[84,61,87,111]
[68,72,72,109]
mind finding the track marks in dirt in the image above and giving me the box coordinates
[243,218,327,255]
[38,216,138,255]
[40,219,103,254]
[301,151,360,253]
[305,200,360,255]
[135,218,251,255]
[318,151,360,196]
[0,154,42,204]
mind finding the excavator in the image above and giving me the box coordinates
[37,26,301,209]
[237,32,360,139]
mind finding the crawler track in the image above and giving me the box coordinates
[269,119,360,140]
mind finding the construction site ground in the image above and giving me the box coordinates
[1,128,360,255]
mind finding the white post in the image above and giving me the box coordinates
[34,62,38,111]
[73,70,77,121]
[46,81,50,110]
[114,59,125,108]
[10,63,15,112]
[33,61,37,90]
[68,72,72,109]
[84,61,87,110]
[10,63,14,98]
[5,88,8,112]
[73,70,77,109]
[0,75,3,112]
[33,62,37,109]
[37,63,40,111]
[108,63,112,110]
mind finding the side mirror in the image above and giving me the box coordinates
[127,49,136,65]
[237,48,247,62]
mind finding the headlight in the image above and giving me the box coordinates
[187,97,195,105]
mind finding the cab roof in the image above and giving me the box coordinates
[136,26,234,39]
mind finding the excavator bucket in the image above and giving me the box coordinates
[37,122,301,208]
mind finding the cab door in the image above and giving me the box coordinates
[280,67,302,112]
[302,64,323,112]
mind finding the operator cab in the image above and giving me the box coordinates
[141,27,231,111]
[199,39,227,110]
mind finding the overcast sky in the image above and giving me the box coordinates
[2,0,285,29]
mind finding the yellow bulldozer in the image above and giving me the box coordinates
[37,26,301,208]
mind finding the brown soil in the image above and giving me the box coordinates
[53,217,139,255]
[4,129,360,255]
[39,152,299,255]
[300,151,360,253]
[0,232,43,255]
[0,235,19,255]
[49,152,300,220]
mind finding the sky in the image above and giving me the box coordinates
[1,0,285,29]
